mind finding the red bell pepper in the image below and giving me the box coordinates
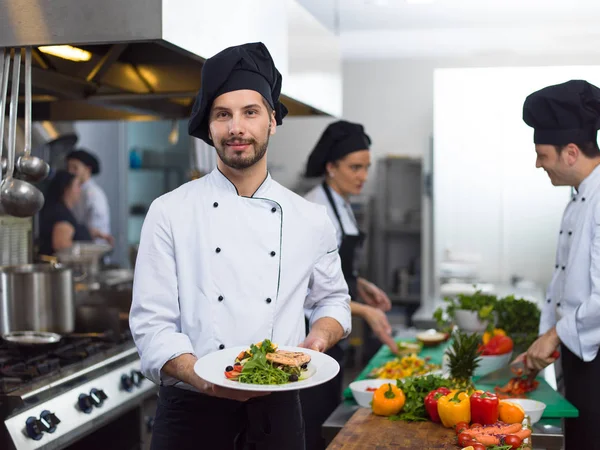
[481,335,514,355]
[424,387,451,423]
[470,390,499,425]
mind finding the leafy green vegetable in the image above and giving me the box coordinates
[390,374,452,422]
[237,339,293,385]
[434,290,498,331]
[494,295,541,354]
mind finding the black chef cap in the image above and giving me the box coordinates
[188,42,288,145]
[66,149,100,175]
[305,120,371,178]
[523,80,600,145]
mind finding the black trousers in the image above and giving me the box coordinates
[150,386,305,450]
[299,343,346,450]
[561,344,600,450]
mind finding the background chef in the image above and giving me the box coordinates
[300,120,397,450]
[66,149,112,245]
[518,79,600,448]
[129,42,351,450]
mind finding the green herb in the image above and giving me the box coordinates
[434,289,498,331]
[494,295,541,354]
[390,374,451,421]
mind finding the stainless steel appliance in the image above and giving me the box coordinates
[0,264,75,334]
[0,331,157,450]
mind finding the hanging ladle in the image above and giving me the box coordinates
[0,48,44,217]
[0,50,10,189]
[16,47,49,183]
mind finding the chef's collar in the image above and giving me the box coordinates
[574,163,600,199]
[211,167,272,198]
[326,183,352,209]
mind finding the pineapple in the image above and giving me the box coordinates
[446,330,481,391]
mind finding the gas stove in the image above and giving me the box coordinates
[0,332,157,449]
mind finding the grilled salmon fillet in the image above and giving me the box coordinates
[266,350,311,367]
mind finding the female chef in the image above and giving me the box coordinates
[300,120,397,450]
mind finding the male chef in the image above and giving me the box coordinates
[129,42,351,450]
[518,79,600,448]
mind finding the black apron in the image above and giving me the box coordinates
[561,344,600,449]
[300,182,366,450]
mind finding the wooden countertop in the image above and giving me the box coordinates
[327,408,457,449]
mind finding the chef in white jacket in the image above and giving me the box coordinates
[66,149,112,245]
[518,79,600,448]
[129,42,351,450]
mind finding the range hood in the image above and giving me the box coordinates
[0,0,336,121]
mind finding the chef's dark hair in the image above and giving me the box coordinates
[554,141,600,158]
[43,170,76,206]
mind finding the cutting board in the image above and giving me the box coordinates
[326,408,458,449]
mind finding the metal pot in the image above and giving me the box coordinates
[0,263,75,334]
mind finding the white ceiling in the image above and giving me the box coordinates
[298,0,600,59]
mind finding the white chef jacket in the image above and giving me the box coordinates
[304,184,359,248]
[541,164,600,362]
[130,168,351,387]
[72,179,111,239]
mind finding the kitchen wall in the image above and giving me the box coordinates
[268,52,600,292]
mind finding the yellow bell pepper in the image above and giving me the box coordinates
[437,390,471,428]
[482,328,506,345]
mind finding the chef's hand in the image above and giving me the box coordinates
[516,327,561,372]
[299,335,328,353]
[299,317,344,352]
[357,277,392,312]
[205,381,270,402]
[90,228,115,246]
[354,302,398,355]
[163,354,269,402]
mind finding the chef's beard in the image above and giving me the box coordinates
[215,125,271,170]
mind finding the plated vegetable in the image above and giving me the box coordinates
[223,339,311,385]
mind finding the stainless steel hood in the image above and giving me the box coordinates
[0,0,329,121]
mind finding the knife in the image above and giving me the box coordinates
[476,350,560,384]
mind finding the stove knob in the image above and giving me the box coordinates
[131,370,144,387]
[39,410,60,434]
[25,416,45,441]
[78,393,93,413]
[121,374,134,392]
[89,388,108,407]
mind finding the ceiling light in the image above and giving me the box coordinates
[406,0,435,3]
[38,45,92,62]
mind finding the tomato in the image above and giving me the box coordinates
[233,364,243,373]
[455,421,469,435]
[457,432,475,446]
[503,434,523,449]
[471,444,486,450]
[470,423,483,429]
[224,371,238,379]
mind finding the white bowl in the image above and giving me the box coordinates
[474,352,513,377]
[454,309,490,332]
[416,330,448,347]
[349,379,397,408]
[502,399,546,424]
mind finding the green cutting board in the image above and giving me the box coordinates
[343,340,579,419]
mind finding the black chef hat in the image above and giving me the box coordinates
[66,149,100,175]
[305,120,371,178]
[523,80,600,145]
[188,42,288,145]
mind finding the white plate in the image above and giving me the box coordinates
[194,345,340,392]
